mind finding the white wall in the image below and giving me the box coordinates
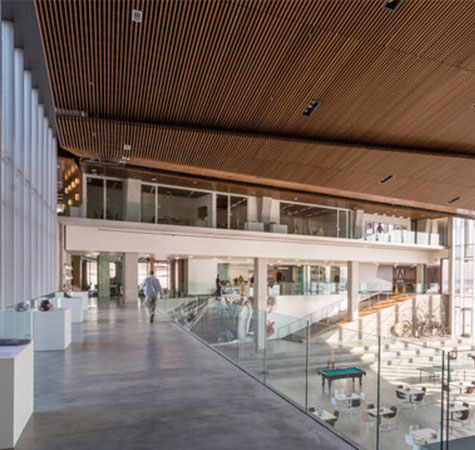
[359,263,393,291]
[187,259,217,295]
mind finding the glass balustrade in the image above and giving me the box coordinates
[156,295,474,450]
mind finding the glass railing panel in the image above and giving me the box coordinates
[308,325,379,449]
[378,336,444,450]
[445,349,475,447]
[264,311,308,408]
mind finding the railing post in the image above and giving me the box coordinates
[376,336,381,450]
[440,350,445,450]
[263,310,267,384]
[305,320,310,412]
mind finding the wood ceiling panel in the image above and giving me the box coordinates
[35,0,475,215]
[57,117,475,214]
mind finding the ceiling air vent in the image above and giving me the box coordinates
[302,100,319,117]
[132,9,142,23]
[448,197,461,204]
[380,174,394,184]
[384,0,404,11]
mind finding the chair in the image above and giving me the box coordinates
[396,389,410,407]
[326,410,339,427]
[383,406,397,431]
[349,398,361,416]
[412,392,426,409]
[453,404,470,428]
[361,409,376,432]
[367,403,375,410]
[465,385,475,394]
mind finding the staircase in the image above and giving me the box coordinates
[282,293,415,343]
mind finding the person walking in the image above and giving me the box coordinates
[216,274,223,296]
[142,270,163,323]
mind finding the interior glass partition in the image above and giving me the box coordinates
[157,186,212,227]
[280,202,349,238]
[86,177,104,219]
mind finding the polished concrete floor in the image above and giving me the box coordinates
[15,300,353,450]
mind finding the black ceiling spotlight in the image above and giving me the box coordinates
[302,100,319,117]
[380,174,395,184]
[384,0,404,11]
[448,196,461,204]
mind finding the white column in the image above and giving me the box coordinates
[1,22,15,307]
[123,178,141,222]
[448,217,456,338]
[52,138,58,290]
[122,253,139,302]
[347,261,359,321]
[254,257,267,350]
[23,71,32,302]
[30,89,39,298]
[13,49,24,303]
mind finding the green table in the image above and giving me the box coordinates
[318,367,366,390]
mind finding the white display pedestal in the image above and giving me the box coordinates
[0,342,34,449]
[73,291,89,311]
[52,298,84,324]
[60,298,84,323]
[32,309,71,351]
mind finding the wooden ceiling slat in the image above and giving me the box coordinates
[34,0,475,213]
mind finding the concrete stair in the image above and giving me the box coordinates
[234,340,475,378]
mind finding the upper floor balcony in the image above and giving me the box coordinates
[61,173,448,249]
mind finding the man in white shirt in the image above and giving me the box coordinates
[142,271,163,323]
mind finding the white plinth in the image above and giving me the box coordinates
[32,309,71,351]
[0,342,34,449]
[72,291,89,311]
[56,298,83,323]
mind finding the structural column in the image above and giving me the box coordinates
[254,257,267,350]
[97,255,110,298]
[123,179,141,222]
[123,253,139,302]
[347,261,359,322]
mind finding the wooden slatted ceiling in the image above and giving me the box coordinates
[36,0,475,152]
[34,0,475,213]
[58,117,475,215]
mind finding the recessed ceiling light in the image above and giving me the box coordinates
[151,177,157,181]
[302,100,319,117]
[472,104,475,109]
[380,174,395,184]
[448,196,461,204]
[132,9,142,23]
[121,156,130,161]
[294,197,298,200]
[91,169,97,173]
[384,0,403,11]
[124,144,131,151]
